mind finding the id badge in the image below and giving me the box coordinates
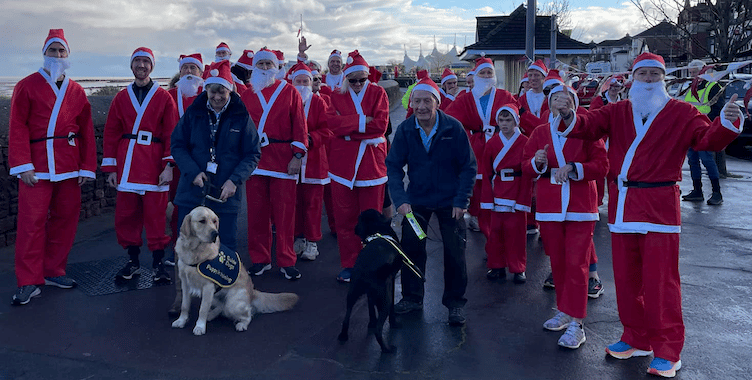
[259,132,269,147]
[207,162,218,174]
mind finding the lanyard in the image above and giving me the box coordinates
[208,109,222,162]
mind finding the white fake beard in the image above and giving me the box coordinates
[472,76,497,98]
[629,80,670,119]
[295,85,313,104]
[275,67,287,80]
[251,67,279,93]
[43,56,70,81]
[176,75,203,97]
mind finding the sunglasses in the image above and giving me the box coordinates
[312,77,322,82]
[348,78,367,84]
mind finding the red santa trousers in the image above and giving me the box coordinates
[246,176,297,268]
[295,183,324,242]
[485,212,527,273]
[612,232,684,362]
[115,191,170,251]
[331,182,384,268]
[539,221,595,319]
[324,183,337,234]
[15,179,81,287]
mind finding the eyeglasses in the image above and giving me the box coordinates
[312,77,322,82]
[348,78,367,84]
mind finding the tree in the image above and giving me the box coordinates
[630,0,752,63]
[539,0,573,30]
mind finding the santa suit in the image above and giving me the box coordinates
[479,128,531,273]
[327,81,389,268]
[295,93,332,242]
[232,74,247,94]
[523,116,608,319]
[439,89,455,112]
[518,90,548,136]
[316,90,337,234]
[103,81,177,251]
[588,92,619,206]
[9,69,97,287]
[559,98,742,361]
[167,86,201,243]
[241,80,307,268]
[445,87,516,237]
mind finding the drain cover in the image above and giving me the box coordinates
[66,256,172,296]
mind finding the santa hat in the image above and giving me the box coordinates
[528,59,548,75]
[178,53,202,70]
[307,61,320,76]
[632,52,666,72]
[204,60,233,91]
[548,84,579,109]
[368,66,382,84]
[253,48,277,66]
[289,61,312,81]
[216,42,231,55]
[273,50,285,65]
[43,29,69,53]
[328,50,342,62]
[609,75,625,86]
[520,72,529,84]
[467,70,475,77]
[688,59,706,70]
[495,103,520,126]
[473,55,494,73]
[131,47,155,66]
[343,50,369,76]
[412,77,441,105]
[416,69,429,80]
[441,68,457,85]
[235,50,254,70]
[543,69,565,89]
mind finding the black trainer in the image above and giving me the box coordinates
[394,299,423,314]
[486,268,506,281]
[44,276,77,289]
[543,272,555,289]
[11,285,41,306]
[280,266,301,280]
[682,189,704,202]
[153,262,171,283]
[448,307,466,326]
[512,272,527,284]
[116,261,140,280]
[250,263,272,276]
[707,192,723,205]
[588,277,605,298]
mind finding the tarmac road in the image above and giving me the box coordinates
[0,103,751,380]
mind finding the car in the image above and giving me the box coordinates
[573,78,599,108]
[721,79,752,159]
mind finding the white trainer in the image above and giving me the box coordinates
[301,241,319,261]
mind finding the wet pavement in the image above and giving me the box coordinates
[1,103,751,379]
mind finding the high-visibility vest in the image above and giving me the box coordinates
[684,81,718,115]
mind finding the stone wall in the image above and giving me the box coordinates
[0,96,117,247]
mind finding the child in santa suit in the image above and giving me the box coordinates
[480,104,532,284]
[522,85,608,350]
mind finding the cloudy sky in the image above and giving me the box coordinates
[1,0,656,78]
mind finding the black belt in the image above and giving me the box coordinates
[539,172,551,178]
[30,134,77,144]
[620,180,676,188]
[496,170,522,177]
[122,133,163,143]
[267,138,292,144]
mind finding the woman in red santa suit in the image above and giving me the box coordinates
[479,105,532,284]
[288,62,333,261]
[241,48,308,281]
[445,55,516,237]
[522,85,608,350]
[552,52,744,377]
[439,67,459,111]
[103,47,179,283]
[327,50,389,282]
[9,29,98,305]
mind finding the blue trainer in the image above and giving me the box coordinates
[647,357,682,378]
[605,341,653,359]
[336,268,352,283]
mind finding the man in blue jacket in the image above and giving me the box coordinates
[386,77,477,326]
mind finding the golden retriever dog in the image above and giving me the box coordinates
[171,206,299,335]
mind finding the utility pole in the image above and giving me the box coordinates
[550,14,557,69]
[526,0,536,62]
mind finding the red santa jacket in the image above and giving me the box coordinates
[102,82,178,193]
[232,74,247,95]
[9,70,97,181]
[523,116,608,222]
[559,98,741,233]
[444,87,516,181]
[439,89,455,112]
[327,81,389,188]
[168,87,201,117]
[480,129,532,213]
[301,93,333,184]
[518,90,549,135]
[241,80,308,180]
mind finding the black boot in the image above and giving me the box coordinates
[707,179,723,205]
[682,180,704,202]
[152,250,171,283]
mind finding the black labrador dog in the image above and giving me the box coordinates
[338,209,402,353]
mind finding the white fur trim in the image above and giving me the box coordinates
[441,74,457,85]
[573,162,584,181]
[475,62,493,73]
[291,69,312,80]
[476,174,483,180]
[543,78,564,89]
[79,170,96,179]
[527,64,546,75]
[358,115,366,133]
[235,61,253,70]
[253,50,277,65]
[131,51,155,66]
[251,168,297,180]
[632,59,665,72]
[216,46,231,54]
[609,222,680,234]
[496,106,520,125]
[531,157,547,175]
[204,76,232,91]
[344,65,368,76]
[558,111,577,136]
[720,103,744,133]
[413,83,441,104]
[102,158,117,167]
[9,163,35,176]
[43,37,69,53]
[291,141,307,152]
[480,202,494,210]
[179,57,202,70]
